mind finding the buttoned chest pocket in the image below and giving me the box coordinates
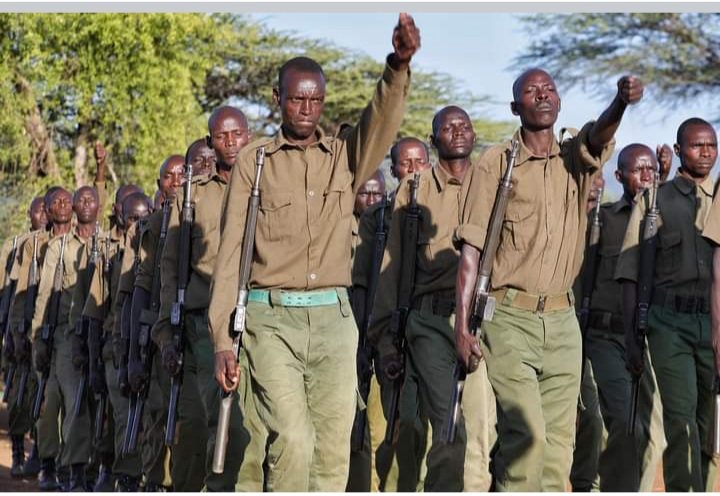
[504,200,535,252]
[416,232,436,269]
[324,172,354,221]
[657,230,682,275]
[260,193,300,242]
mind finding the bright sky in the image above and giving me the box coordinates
[250,12,713,198]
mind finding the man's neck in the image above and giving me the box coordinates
[438,157,471,182]
[51,222,72,237]
[520,127,555,157]
[282,125,318,148]
[677,167,709,186]
[217,163,232,182]
[75,221,95,240]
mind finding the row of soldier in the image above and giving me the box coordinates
[1,12,719,493]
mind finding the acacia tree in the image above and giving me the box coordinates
[515,13,720,110]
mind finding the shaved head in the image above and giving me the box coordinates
[512,68,555,101]
[208,106,248,135]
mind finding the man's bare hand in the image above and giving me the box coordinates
[391,13,421,68]
[215,350,240,393]
[94,141,107,180]
[617,76,644,105]
[455,329,483,374]
[656,144,672,182]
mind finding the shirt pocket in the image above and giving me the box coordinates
[260,192,299,242]
[416,232,436,274]
[504,200,535,252]
[598,243,621,279]
[656,230,682,275]
[324,171,354,221]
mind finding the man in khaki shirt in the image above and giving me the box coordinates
[209,14,419,491]
[454,69,642,491]
[619,118,718,491]
[123,156,185,491]
[155,107,256,492]
[79,191,150,491]
[371,106,495,491]
[13,188,68,489]
[32,185,100,490]
[356,137,431,493]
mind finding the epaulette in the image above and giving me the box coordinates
[336,122,353,138]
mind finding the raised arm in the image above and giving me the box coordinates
[588,75,644,155]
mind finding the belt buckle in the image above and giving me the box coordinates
[536,295,546,313]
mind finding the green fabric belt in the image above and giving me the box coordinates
[248,289,339,307]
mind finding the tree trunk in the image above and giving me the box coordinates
[15,74,59,178]
[73,125,89,188]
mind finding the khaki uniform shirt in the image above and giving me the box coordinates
[456,123,614,296]
[154,174,228,347]
[31,230,90,341]
[10,230,51,330]
[615,174,714,298]
[701,187,720,245]
[370,165,463,357]
[81,227,123,334]
[208,62,410,353]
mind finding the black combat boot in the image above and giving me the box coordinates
[38,457,59,491]
[115,474,141,492]
[93,464,114,492]
[142,481,169,492]
[23,439,41,477]
[67,463,87,492]
[10,435,25,477]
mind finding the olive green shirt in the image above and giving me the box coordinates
[370,165,463,357]
[352,198,392,291]
[456,123,614,296]
[701,188,720,246]
[81,227,123,334]
[31,230,90,341]
[615,174,714,298]
[587,197,633,316]
[10,230,51,330]
[154,174,228,347]
[208,61,410,353]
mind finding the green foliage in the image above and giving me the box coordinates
[516,13,720,110]
[0,13,513,241]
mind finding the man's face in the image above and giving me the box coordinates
[157,159,185,201]
[354,177,386,215]
[189,145,217,176]
[209,115,250,168]
[73,187,99,224]
[616,149,657,198]
[511,70,561,131]
[432,109,476,161]
[275,69,326,143]
[392,142,430,181]
[123,200,151,229]
[46,190,73,225]
[29,199,48,231]
[675,124,718,179]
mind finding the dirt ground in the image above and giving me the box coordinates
[0,386,719,493]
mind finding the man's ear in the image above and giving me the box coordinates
[428,133,436,150]
[205,135,212,149]
[272,87,281,107]
[614,169,623,184]
[510,101,519,116]
[673,143,681,157]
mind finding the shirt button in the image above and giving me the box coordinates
[309,273,317,280]
[308,190,315,197]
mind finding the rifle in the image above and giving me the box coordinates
[711,375,720,456]
[384,173,421,447]
[15,233,40,409]
[578,185,603,382]
[351,195,387,452]
[627,174,659,436]
[166,158,194,446]
[33,234,67,420]
[125,202,170,455]
[73,224,100,419]
[212,147,265,474]
[93,231,113,443]
[445,139,520,443]
[1,236,18,400]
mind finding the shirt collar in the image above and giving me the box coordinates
[672,173,714,197]
[512,127,562,167]
[265,126,334,155]
[611,194,633,214]
[431,163,463,192]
